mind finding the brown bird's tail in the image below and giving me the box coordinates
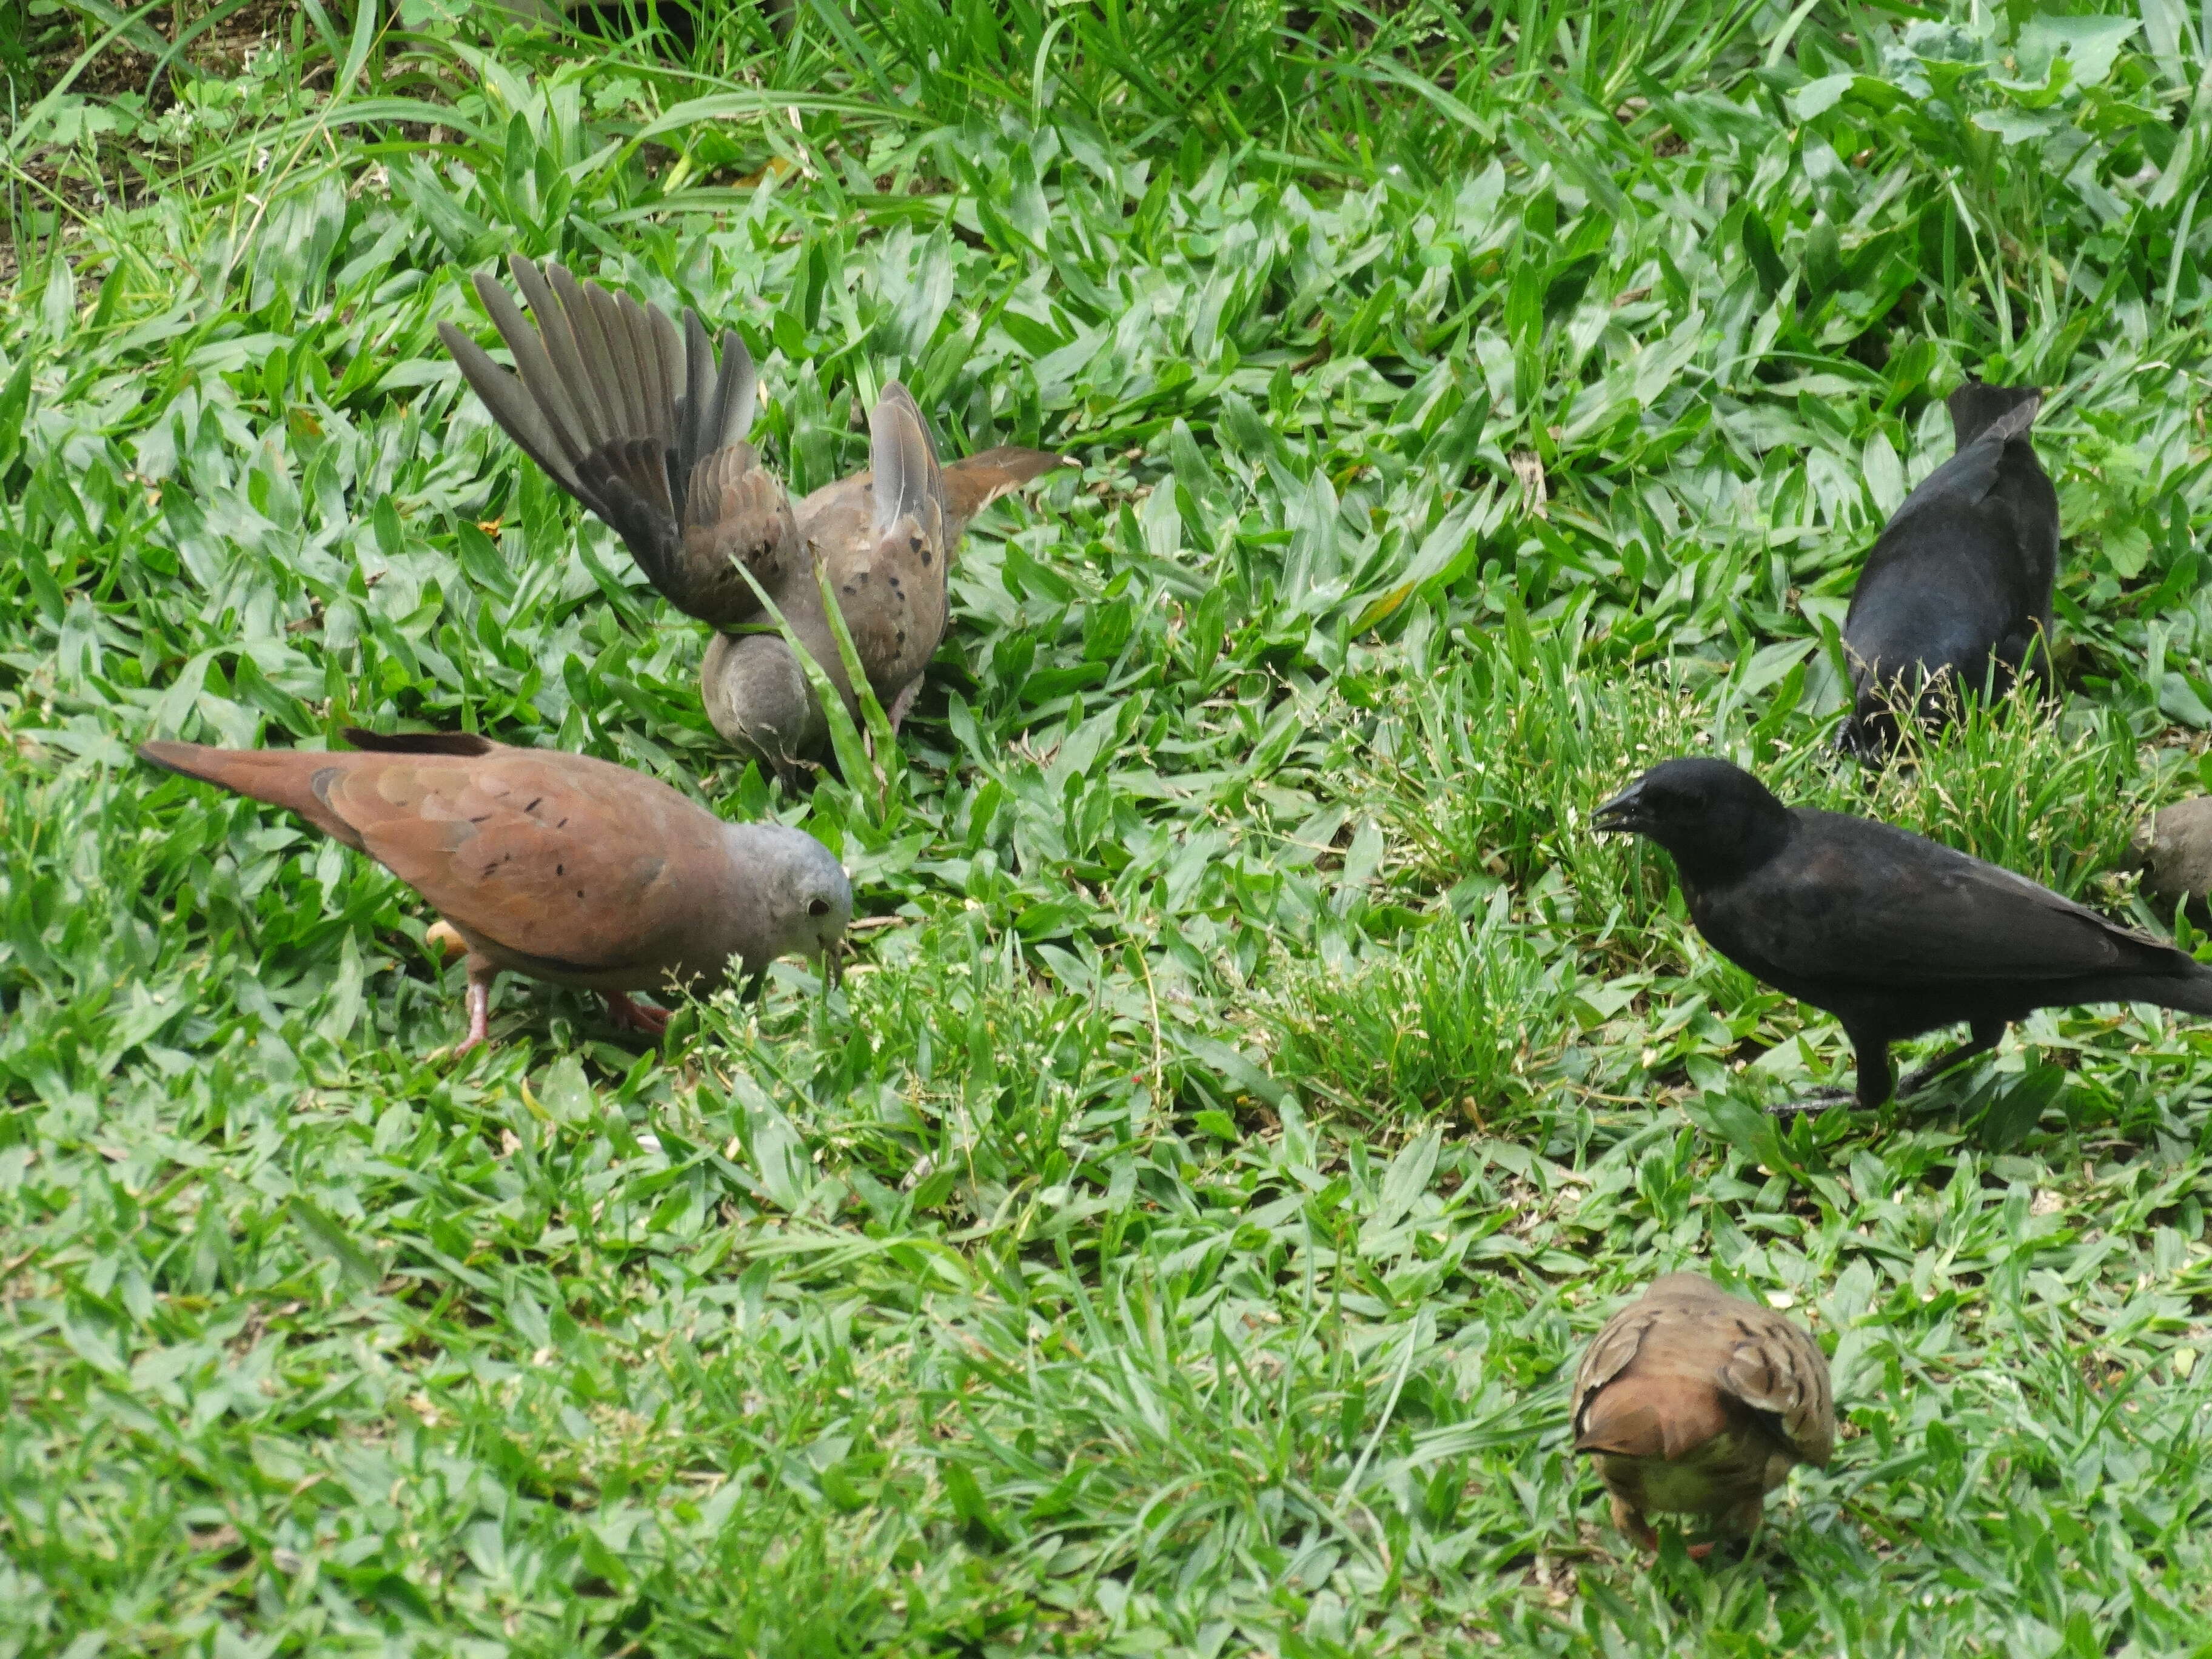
[1575,1379,1729,1462]
[944,445,1068,528]
[1947,381,2042,449]
[138,740,367,850]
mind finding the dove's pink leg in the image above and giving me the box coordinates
[452,956,497,1057]
[885,679,922,737]
[603,991,670,1035]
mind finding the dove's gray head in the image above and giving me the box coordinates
[725,821,853,970]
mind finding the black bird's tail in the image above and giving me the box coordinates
[1948,381,2042,449]
[2091,970,2212,1018]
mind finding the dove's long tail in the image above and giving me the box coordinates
[943,445,1068,528]
[138,740,370,850]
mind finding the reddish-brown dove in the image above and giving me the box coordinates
[139,729,851,1054]
[438,256,1066,771]
[1569,1273,1834,1552]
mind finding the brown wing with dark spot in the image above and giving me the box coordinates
[674,441,802,626]
[144,736,735,977]
[313,746,717,973]
[780,409,1062,714]
[1713,1302,1835,1467]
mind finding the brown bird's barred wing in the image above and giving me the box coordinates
[1570,1303,1655,1432]
[440,256,797,629]
[318,739,721,976]
[837,381,952,699]
[1713,1304,1835,1468]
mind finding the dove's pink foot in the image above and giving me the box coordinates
[603,991,670,1036]
[452,959,496,1057]
[886,679,922,737]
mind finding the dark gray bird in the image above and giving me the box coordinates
[140,730,851,1054]
[1594,757,2212,1111]
[438,257,1064,773]
[1571,1273,1833,1552]
[1839,381,2059,759]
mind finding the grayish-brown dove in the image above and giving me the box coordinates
[2134,797,2212,917]
[437,256,1066,771]
[1569,1272,1835,1552]
[139,729,851,1054]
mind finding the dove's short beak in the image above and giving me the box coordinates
[825,943,843,993]
[1592,783,1647,834]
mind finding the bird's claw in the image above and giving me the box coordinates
[603,991,671,1036]
[1768,1088,1852,1120]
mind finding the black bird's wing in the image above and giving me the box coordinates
[1869,392,2042,553]
[1840,390,2058,754]
[1729,812,2182,989]
[440,256,799,629]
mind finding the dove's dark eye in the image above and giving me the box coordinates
[808,897,831,917]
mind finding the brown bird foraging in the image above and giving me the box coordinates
[1570,1273,1834,1553]
[139,729,851,1054]
[440,256,1067,772]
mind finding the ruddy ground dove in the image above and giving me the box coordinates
[439,256,1065,772]
[140,729,851,1053]
[1569,1272,1835,1552]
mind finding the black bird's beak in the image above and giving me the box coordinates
[1592,783,1646,834]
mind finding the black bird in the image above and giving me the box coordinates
[1594,757,2212,1112]
[1839,381,2059,759]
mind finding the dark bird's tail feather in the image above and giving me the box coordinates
[2097,970,2212,1017]
[1947,381,2043,449]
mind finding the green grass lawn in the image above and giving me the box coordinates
[8,0,2212,1651]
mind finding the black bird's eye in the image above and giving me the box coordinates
[808,897,831,917]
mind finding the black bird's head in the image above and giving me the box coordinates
[1593,757,1794,885]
